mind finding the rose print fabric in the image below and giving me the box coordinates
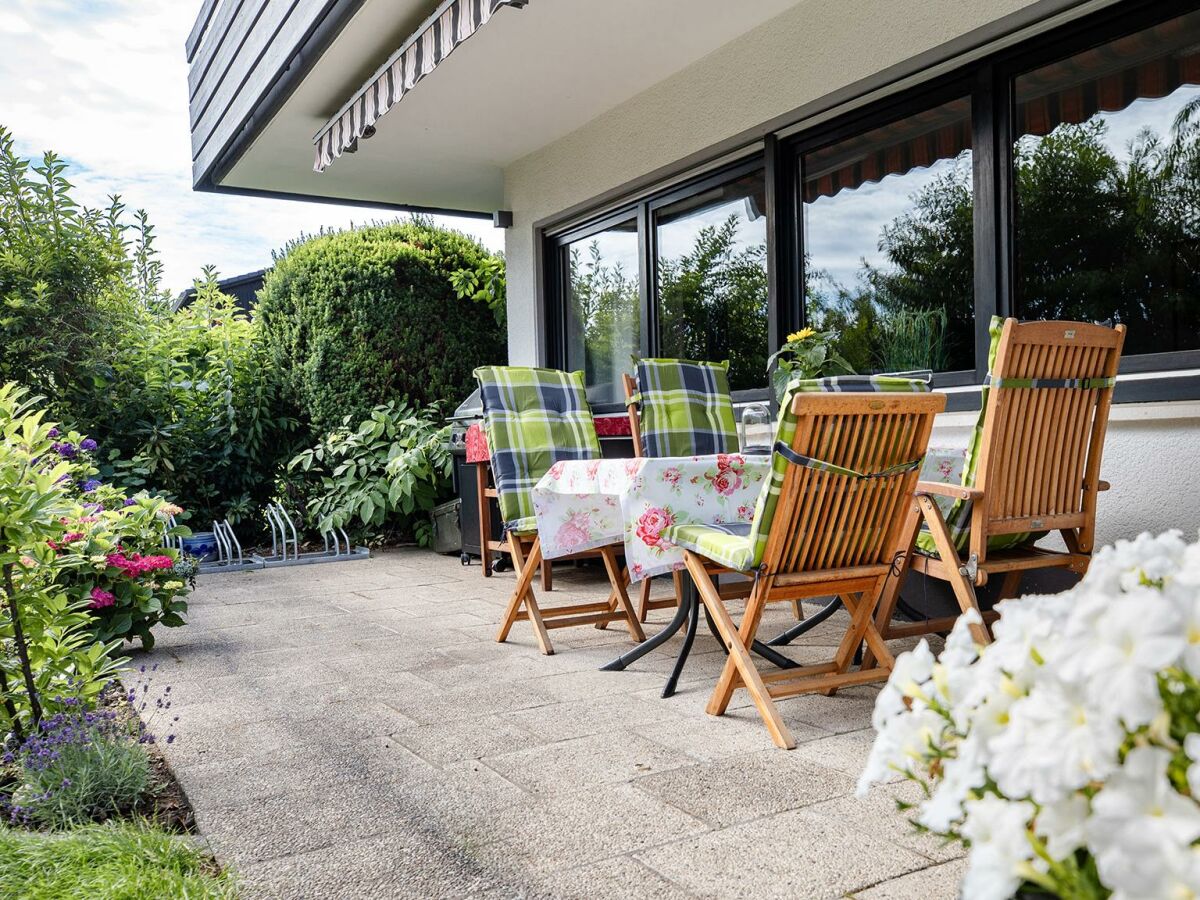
[532,455,769,583]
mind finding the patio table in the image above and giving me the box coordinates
[532,454,797,696]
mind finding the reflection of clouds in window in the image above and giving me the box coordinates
[1018,84,1200,163]
[805,153,970,289]
[657,201,762,260]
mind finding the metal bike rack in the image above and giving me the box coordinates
[260,503,369,568]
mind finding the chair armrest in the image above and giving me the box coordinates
[915,480,984,502]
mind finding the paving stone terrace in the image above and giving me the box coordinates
[151,548,963,899]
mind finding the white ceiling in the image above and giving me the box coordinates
[222,0,801,212]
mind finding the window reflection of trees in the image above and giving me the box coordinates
[1014,98,1200,356]
[567,238,638,403]
[657,214,768,392]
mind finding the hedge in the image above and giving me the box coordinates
[258,221,506,433]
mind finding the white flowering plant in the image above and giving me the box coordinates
[858,530,1200,900]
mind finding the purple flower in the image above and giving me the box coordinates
[81,479,102,493]
[47,427,59,438]
[79,438,98,451]
[52,442,76,458]
[123,498,137,507]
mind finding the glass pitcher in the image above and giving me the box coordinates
[738,403,773,455]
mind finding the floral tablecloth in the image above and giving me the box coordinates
[532,455,770,582]
[531,446,968,583]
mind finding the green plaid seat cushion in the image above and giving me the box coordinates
[914,317,1033,557]
[742,374,932,570]
[661,522,754,572]
[634,358,738,458]
[474,366,601,528]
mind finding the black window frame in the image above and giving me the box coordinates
[545,157,776,406]
[539,0,1200,412]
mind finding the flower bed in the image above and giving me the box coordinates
[859,530,1200,899]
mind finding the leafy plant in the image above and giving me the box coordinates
[450,253,507,326]
[259,218,507,434]
[0,127,134,404]
[766,327,854,400]
[288,403,452,545]
[0,383,130,739]
[79,270,298,528]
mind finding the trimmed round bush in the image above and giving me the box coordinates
[258,221,506,433]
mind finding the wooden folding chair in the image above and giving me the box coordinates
[873,318,1125,647]
[668,391,945,749]
[474,365,645,655]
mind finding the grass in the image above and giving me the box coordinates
[0,820,235,900]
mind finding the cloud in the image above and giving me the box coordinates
[0,0,503,294]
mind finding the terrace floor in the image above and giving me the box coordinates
[151,548,963,899]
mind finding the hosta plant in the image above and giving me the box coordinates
[288,402,452,545]
[859,529,1200,900]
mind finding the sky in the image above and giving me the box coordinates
[0,0,504,296]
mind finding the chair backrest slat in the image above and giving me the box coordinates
[761,394,944,577]
[974,320,1124,532]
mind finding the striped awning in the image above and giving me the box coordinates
[313,0,527,173]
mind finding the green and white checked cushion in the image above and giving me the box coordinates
[914,317,1032,557]
[669,374,931,572]
[474,366,601,528]
[661,522,754,572]
[633,358,738,458]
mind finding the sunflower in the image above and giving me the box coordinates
[786,328,816,343]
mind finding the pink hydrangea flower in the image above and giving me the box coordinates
[89,587,116,609]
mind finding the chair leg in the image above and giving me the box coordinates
[790,599,805,621]
[541,560,553,592]
[997,570,1022,601]
[637,578,653,623]
[686,554,794,750]
[497,536,553,655]
[917,497,989,645]
[863,501,921,669]
[600,547,646,643]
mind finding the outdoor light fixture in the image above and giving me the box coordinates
[493,210,513,228]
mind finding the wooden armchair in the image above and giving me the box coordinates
[874,318,1126,646]
[668,391,946,748]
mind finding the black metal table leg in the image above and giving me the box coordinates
[604,570,799,691]
[661,588,700,698]
[600,574,691,672]
[766,596,843,646]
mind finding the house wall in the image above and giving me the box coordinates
[499,0,1200,548]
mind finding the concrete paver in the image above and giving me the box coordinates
[152,549,962,898]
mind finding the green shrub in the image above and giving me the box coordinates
[0,821,234,899]
[0,128,143,404]
[288,402,452,545]
[258,219,507,434]
[79,271,298,527]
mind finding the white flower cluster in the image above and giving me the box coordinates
[859,530,1200,900]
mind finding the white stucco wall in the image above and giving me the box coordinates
[497,0,1200,544]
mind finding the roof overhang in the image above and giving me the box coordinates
[202,0,803,215]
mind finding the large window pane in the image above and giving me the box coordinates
[655,170,768,391]
[803,96,975,373]
[1014,11,1200,356]
[563,221,640,403]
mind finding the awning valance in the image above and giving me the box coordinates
[313,0,526,173]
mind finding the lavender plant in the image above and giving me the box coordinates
[4,667,177,830]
